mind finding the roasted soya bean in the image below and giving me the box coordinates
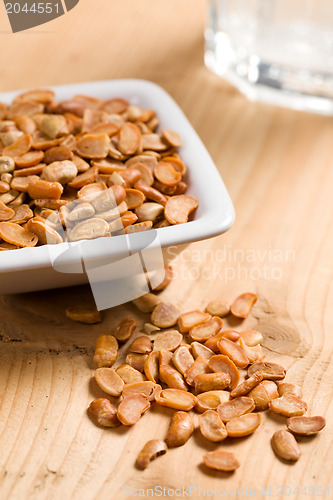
[129,335,152,354]
[248,380,279,411]
[76,133,110,159]
[194,372,231,393]
[0,189,19,204]
[196,391,230,413]
[189,316,223,342]
[95,368,124,397]
[203,451,240,472]
[217,397,255,422]
[3,134,32,157]
[133,163,154,185]
[88,398,120,427]
[230,372,264,398]
[0,182,10,195]
[166,411,194,447]
[178,310,210,333]
[269,394,308,417]
[248,362,286,381]
[144,351,160,383]
[135,202,164,223]
[43,145,73,163]
[132,293,161,313]
[66,202,95,222]
[8,192,25,207]
[172,346,194,375]
[159,364,188,391]
[125,221,153,233]
[118,122,141,155]
[164,195,198,224]
[230,293,257,318]
[141,133,168,151]
[66,306,102,324]
[0,222,37,247]
[0,201,15,221]
[191,341,214,360]
[287,416,326,436]
[117,394,150,425]
[226,413,261,437]
[159,350,174,367]
[40,114,68,139]
[14,150,44,168]
[205,300,230,318]
[113,318,137,342]
[271,430,301,461]
[155,388,197,411]
[204,330,238,352]
[238,339,264,364]
[28,179,63,199]
[115,364,146,384]
[0,156,15,174]
[153,330,182,352]
[126,353,148,372]
[124,188,145,209]
[69,217,109,241]
[27,217,63,245]
[134,182,167,206]
[278,382,303,399]
[122,381,161,402]
[184,356,211,386]
[136,440,167,469]
[41,160,78,184]
[11,175,39,193]
[208,355,240,390]
[151,302,180,328]
[143,323,160,335]
[199,410,228,442]
[93,334,118,367]
[239,330,263,347]
[154,162,181,186]
[9,204,33,224]
[217,338,249,368]
[161,129,182,148]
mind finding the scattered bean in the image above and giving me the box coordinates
[88,398,120,427]
[270,394,308,417]
[226,413,261,437]
[95,368,124,397]
[136,440,167,469]
[151,302,180,328]
[166,411,194,447]
[271,430,301,461]
[230,293,257,318]
[202,451,240,472]
[287,416,326,436]
[217,397,255,422]
[199,410,228,442]
[93,334,118,368]
[117,394,150,425]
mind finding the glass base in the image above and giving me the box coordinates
[205,28,333,115]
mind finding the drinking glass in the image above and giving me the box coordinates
[205,0,333,114]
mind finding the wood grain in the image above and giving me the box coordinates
[0,0,332,499]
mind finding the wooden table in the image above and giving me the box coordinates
[1,1,332,498]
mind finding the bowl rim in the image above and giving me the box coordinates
[0,79,235,272]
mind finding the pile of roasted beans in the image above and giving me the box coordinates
[0,89,198,250]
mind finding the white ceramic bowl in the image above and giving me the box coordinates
[0,79,234,295]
